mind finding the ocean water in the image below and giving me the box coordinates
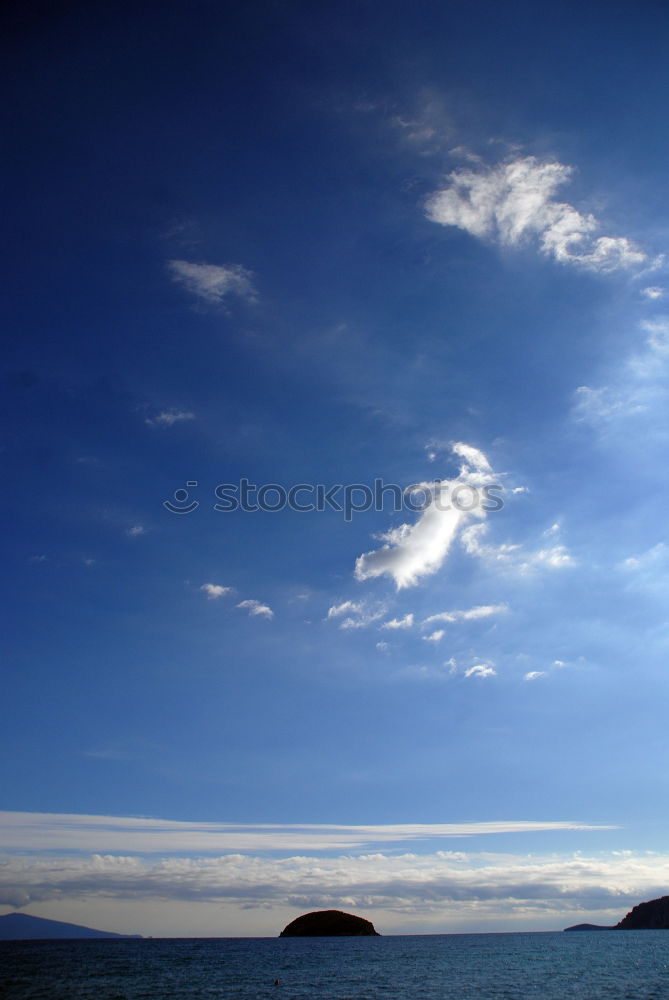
[1,932,669,1000]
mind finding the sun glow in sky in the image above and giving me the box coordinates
[3,0,669,937]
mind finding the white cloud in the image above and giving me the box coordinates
[642,286,664,300]
[0,812,614,855]
[9,843,667,930]
[641,317,669,353]
[619,542,667,571]
[423,629,444,643]
[573,317,669,429]
[167,260,257,305]
[237,599,274,620]
[382,614,414,630]
[572,384,642,422]
[426,156,645,273]
[327,600,386,629]
[529,546,574,570]
[354,442,498,589]
[200,584,233,600]
[524,660,570,682]
[423,604,508,627]
[464,663,496,679]
[460,523,574,573]
[146,410,195,427]
[125,525,145,537]
[327,600,360,619]
[376,641,390,652]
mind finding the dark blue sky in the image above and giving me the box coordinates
[3,0,669,935]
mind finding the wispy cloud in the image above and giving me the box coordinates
[327,601,386,629]
[426,156,646,273]
[5,814,654,928]
[237,599,274,620]
[423,629,444,643]
[146,409,195,427]
[0,812,614,854]
[423,604,508,627]
[524,660,568,682]
[125,525,145,537]
[464,663,496,679]
[167,260,257,305]
[355,443,498,589]
[382,613,414,630]
[573,316,669,428]
[460,523,574,573]
[200,583,233,600]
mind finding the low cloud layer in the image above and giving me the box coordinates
[2,843,666,925]
[426,156,646,273]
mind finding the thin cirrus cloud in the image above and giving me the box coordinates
[573,317,669,427]
[326,600,387,629]
[145,409,195,427]
[422,604,508,627]
[425,156,646,273]
[167,260,257,305]
[0,812,614,854]
[354,442,497,589]
[459,522,574,573]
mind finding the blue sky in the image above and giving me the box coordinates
[3,0,669,936]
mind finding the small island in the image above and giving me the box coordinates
[279,909,380,937]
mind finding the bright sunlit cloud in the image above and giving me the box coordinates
[354,442,498,589]
[426,156,646,272]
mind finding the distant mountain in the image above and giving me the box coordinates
[279,909,380,936]
[615,895,669,929]
[0,912,141,940]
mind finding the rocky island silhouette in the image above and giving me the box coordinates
[564,894,669,931]
[279,909,380,936]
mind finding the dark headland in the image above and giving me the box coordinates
[279,910,380,937]
[0,912,141,940]
[565,894,669,931]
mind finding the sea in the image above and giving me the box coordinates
[2,932,669,1000]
